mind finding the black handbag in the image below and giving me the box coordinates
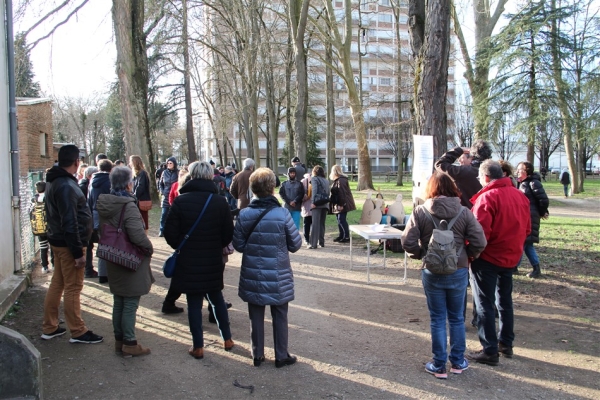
[163,194,213,278]
[313,178,330,206]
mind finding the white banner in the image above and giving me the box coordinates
[412,135,434,205]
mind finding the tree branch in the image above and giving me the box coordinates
[28,0,91,50]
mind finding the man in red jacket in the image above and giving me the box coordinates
[468,160,531,366]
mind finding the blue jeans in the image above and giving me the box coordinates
[422,268,468,366]
[470,258,515,354]
[290,210,301,230]
[519,243,540,267]
[187,291,231,348]
[160,206,170,234]
[563,184,569,197]
[113,295,140,342]
[337,212,349,239]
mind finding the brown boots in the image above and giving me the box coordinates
[121,340,151,358]
[224,339,235,351]
[189,346,204,359]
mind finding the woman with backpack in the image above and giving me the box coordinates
[516,162,549,278]
[401,172,487,379]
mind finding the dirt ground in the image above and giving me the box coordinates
[2,197,599,399]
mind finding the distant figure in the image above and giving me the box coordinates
[42,144,101,344]
[230,158,256,210]
[114,160,124,166]
[76,163,88,181]
[498,160,518,187]
[559,168,570,198]
[158,157,179,237]
[95,153,107,166]
[32,181,52,273]
[329,165,356,243]
[291,156,306,179]
[224,166,237,211]
[300,173,313,245]
[540,166,547,182]
[279,167,304,230]
[78,166,97,199]
[308,165,329,249]
[233,167,302,368]
[129,155,151,230]
[457,153,471,166]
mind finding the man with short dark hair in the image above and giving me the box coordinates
[95,153,107,165]
[42,144,103,344]
[291,156,306,180]
[467,160,530,366]
[435,139,493,209]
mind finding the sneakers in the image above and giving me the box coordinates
[467,350,499,366]
[42,266,51,274]
[425,361,447,379]
[450,359,469,374]
[275,354,297,368]
[41,327,66,340]
[69,330,104,344]
[499,342,514,358]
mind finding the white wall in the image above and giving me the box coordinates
[0,1,17,281]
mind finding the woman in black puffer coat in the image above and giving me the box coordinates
[164,161,234,360]
[516,162,549,278]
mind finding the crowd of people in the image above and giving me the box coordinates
[37,143,551,374]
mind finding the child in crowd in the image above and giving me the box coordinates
[31,181,52,273]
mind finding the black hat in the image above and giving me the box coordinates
[292,157,300,163]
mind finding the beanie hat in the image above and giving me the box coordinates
[292,156,300,163]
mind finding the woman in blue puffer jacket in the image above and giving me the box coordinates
[233,167,302,368]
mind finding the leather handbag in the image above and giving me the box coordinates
[96,204,145,272]
[163,194,213,278]
[138,200,153,211]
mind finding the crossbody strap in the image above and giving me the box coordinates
[117,204,128,232]
[175,193,213,253]
[245,206,275,240]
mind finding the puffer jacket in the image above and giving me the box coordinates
[45,166,93,259]
[96,194,154,297]
[164,178,233,294]
[401,196,487,268]
[87,171,111,230]
[159,163,179,208]
[233,196,302,306]
[518,173,549,244]
[279,169,304,212]
[435,146,483,209]
[330,176,356,214]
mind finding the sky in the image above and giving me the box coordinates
[17,0,116,99]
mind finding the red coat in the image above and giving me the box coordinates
[470,177,531,268]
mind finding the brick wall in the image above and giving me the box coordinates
[16,100,54,175]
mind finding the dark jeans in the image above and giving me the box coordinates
[470,258,516,355]
[336,212,349,239]
[38,235,50,267]
[187,291,231,348]
[248,302,289,360]
[303,216,312,243]
[160,206,170,234]
[85,230,99,275]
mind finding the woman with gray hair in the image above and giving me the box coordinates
[96,166,154,357]
[164,161,234,360]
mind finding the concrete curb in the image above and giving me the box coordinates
[0,273,30,321]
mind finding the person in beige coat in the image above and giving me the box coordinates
[97,167,154,358]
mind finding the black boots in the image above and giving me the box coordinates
[527,264,541,278]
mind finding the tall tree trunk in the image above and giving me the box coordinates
[413,0,451,158]
[113,0,155,191]
[289,0,310,164]
[325,38,335,173]
[182,0,197,162]
[549,0,578,193]
[526,33,536,164]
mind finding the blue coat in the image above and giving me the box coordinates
[233,196,302,306]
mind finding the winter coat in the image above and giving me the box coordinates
[78,177,91,198]
[470,177,531,268]
[224,171,235,189]
[168,182,179,205]
[279,169,304,212]
[310,176,330,209]
[401,196,487,268]
[45,166,93,259]
[233,196,302,306]
[230,167,253,209]
[559,170,570,185]
[330,176,356,214]
[435,146,483,209]
[132,169,151,202]
[293,163,306,180]
[518,173,549,244]
[163,178,234,294]
[96,194,154,297]
[300,175,312,217]
[159,165,179,208]
[87,172,111,230]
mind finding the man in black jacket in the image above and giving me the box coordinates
[87,159,113,283]
[42,145,103,344]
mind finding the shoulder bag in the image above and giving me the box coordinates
[244,206,275,241]
[97,204,145,272]
[313,178,330,206]
[163,194,213,278]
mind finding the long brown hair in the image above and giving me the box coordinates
[424,172,461,199]
[129,155,146,176]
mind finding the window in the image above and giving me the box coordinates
[39,133,47,157]
[380,77,391,86]
[378,14,392,23]
[380,0,390,5]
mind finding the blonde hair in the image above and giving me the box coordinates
[177,166,190,194]
[329,164,347,180]
[250,168,276,197]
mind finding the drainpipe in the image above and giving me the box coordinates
[5,0,22,272]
